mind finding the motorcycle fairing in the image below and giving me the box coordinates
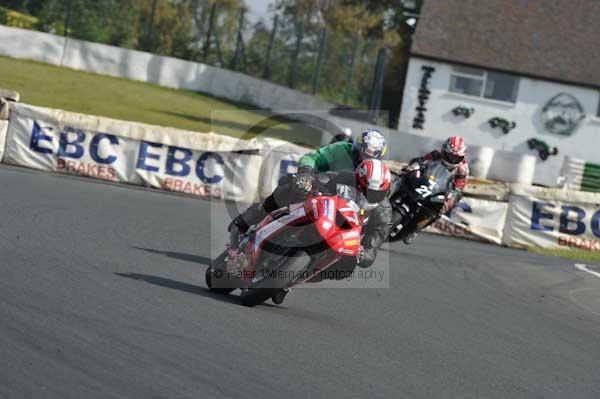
[252,205,307,251]
[309,195,361,256]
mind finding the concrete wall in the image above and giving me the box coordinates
[0,25,334,112]
[399,56,600,186]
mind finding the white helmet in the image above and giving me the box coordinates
[352,129,387,161]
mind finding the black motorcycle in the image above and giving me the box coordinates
[388,160,453,242]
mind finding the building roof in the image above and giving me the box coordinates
[411,0,600,89]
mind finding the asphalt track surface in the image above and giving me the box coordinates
[1,164,600,399]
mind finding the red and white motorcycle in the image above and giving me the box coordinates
[206,179,367,307]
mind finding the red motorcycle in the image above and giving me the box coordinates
[206,179,367,307]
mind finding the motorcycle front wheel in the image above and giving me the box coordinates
[240,249,312,307]
[239,287,276,307]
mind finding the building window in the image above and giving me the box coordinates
[449,66,519,103]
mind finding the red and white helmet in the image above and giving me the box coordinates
[442,136,467,168]
[355,159,391,209]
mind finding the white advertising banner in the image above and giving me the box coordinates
[0,120,8,163]
[253,137,312,200]
[0,96,11,163]
[503,184,600,250]
[4,103,262,203]
[426,197,508,245]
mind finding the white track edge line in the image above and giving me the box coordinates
[574,263,600,279]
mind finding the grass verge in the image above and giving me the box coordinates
[0,55,321,145]
[528,247,600,263]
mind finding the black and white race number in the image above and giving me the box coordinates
[415,184,432,197]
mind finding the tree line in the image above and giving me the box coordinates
[0,0,421,127]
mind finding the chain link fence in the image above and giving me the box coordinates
[197,4,388,113]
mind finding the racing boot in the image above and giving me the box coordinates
[228,202,268,250]
[403,232,417,245]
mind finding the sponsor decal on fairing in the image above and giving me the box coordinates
[254,206,306,250]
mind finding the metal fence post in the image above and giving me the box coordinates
[239,36,247,73]
[368,48,388,123]
[288,20,303,89]
[145,0,159,51]
[213,28,224,66]
[356,39,372,105]
[63,0,73,37]
[343,36,360,105]
[311,28,327,95]
[203,2,217,61]
[230,8,246,70]
[263,14,279,79]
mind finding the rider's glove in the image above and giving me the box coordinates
[293,174,313,195]
[402,162,421,178]
[401,162,419,172]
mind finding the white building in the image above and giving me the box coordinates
[398,0,600,186]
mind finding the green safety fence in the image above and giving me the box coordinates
[581,162,600,192]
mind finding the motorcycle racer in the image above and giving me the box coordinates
[298,128,386,172]
[350,158,392,269]
[400,135,469,244]
[230,158,392,271]
[229,128,387,243]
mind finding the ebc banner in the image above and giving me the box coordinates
[504,185,600,250]
[6,115,137,182]
[4,103,261,203]
[426,197,508,244]
[0,120,8,163]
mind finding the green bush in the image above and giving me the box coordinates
[0,7,38,29]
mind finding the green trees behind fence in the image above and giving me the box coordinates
[0,0,420,127]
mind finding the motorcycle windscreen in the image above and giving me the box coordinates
[335,183,369,214]
[410,160,454,200]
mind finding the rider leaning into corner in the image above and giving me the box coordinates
[307,158,392,281]
[229,128,392,271]
[399,135,469,244]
